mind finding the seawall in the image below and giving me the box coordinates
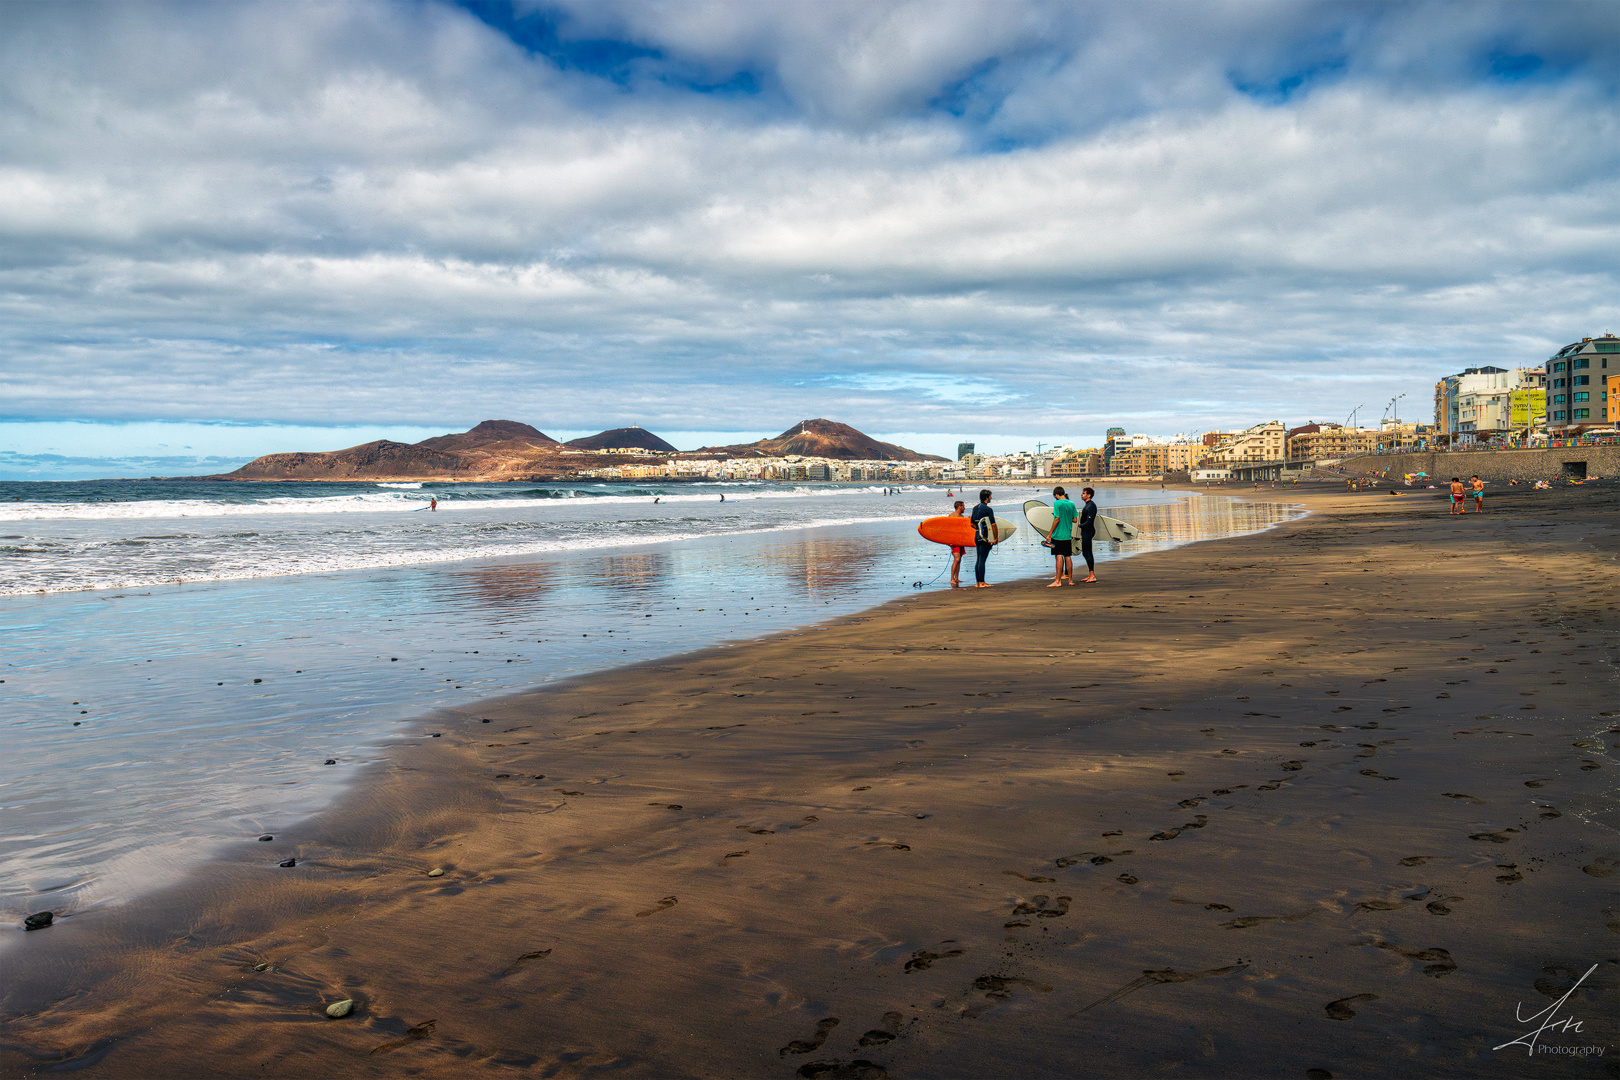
[1337,445,1620,482]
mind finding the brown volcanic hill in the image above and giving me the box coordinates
[417,419,558,452]
[565,427,678,453]
[695,419,945,461]
[219,420,581,481]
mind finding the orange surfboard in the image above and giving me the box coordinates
[918,516,1016,546]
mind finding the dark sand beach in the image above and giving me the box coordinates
[4,487,1617,1079]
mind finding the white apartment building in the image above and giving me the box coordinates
[1204,422,1286,466]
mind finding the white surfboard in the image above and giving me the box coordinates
[1023,499,1137,542]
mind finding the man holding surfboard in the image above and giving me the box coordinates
[1047,486,1077,587]
[1078,487,1099,583]
[971,489,997,588]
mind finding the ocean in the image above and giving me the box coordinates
[0,479,1302,935]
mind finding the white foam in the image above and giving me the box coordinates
[0,484,912,522]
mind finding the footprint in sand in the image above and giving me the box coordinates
[1009,896,1071,921]
[1398,856,1453,866]
[738,825,775,835]
[1496,864,1523,884]
[1524,779,1551,788]
[1221,910,1316,928]
[369,1019,437,1055]
[1538,806,1562,819]
[647,803,683,810]
[1442,793,1485,805]
[1355,890,1428,912]
[864,841,910,851]
[1372,941,1457,977]
[1359,769,1399,780]
[904,945,966,972]
[1170,898,1234,911]
[973,975,1054,1000]
[1582,858,1617,878]
[1469,830,1518,843]
[857,1011,905,1046]
[1178,798,1205,809]
[1071,963,1248,1016]
[789,816,819,829]
[1324,994,1378,1021]
[779,1018,840,1056]
[724,850,748,860]
[1101,830,1124,837]
[500,948,552,976]
[635,896,678,917]
[795,1060,888,1079]
[1426,896,1463,916]
[1004,871,1057,883]
[1117,873,1139,884]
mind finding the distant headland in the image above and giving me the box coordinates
[195,418,945,482]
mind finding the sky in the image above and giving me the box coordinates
[1,0,1616,479]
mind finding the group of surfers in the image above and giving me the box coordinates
[944,486,1099,589]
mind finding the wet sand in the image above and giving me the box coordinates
[4,486,1617,1079]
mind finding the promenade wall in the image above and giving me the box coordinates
[1336,445,1620,482]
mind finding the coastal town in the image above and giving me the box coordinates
[576,332,1619,485]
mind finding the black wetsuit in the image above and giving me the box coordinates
[970,501,996,583]
[1079,500,1097,572]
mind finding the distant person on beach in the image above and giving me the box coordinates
[430,498,437,511]
[947,500,967,588]
[1449,477,1465,514]
[970,489,996,588]
[1470,475,1485,512]
[654,497,660,504]
[1047,486,1076,587]
[1078,487,1098,583]
[720,494,725,502]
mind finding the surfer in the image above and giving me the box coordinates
[720,494,726,502]
[971,489,996,588]
[1078,487,1098,583]
[654,497,660,504]
[947,500,967,588]
[1047,486,1076,587]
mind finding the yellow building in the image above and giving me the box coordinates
[1608,374,1619,424]
[1051,453,1104,477]
[1286,423,1378,462]
[1108,443,1197,476]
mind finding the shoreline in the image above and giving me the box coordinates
[3,487,1616,1078]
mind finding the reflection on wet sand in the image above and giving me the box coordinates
[590,550,671,592]
[433,562,557,616]
[742,533,897,597]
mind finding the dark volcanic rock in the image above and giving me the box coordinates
[565,427,678,453]
[24,912,53,930]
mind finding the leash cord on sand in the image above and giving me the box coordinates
[912,558,951,589]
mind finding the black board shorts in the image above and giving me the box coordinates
[1049,538,1073,556]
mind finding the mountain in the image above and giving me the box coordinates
[219,420,576,481]
[565,427,678,453]
[695,419,945,462]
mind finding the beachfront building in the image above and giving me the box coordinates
[1546,334,1620,434]
[1608,373,1619,425]
[1433,365,1546,444]
[1204,422,1286,468]
[1286,423,1379,464]
[1050,451,1104,478]
[1108,442,1198,477]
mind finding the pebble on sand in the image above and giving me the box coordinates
[427,868,445,877]
[326,999,354,1018]
[258,835,273,841]
[23,912,53,931]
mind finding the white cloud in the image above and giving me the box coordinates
[0,0,1616,474]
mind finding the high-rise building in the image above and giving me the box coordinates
[956,442,975,461]
[1546,334,1619,434]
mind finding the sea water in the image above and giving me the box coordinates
[0,481,1301,931]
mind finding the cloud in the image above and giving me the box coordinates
[0,0,1616,472]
